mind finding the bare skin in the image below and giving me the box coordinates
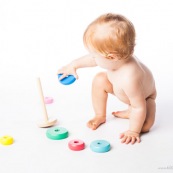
[57,13,158,144]
[87,55,156,144]
[58,54,156,145]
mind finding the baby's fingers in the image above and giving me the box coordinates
[125,136,131,144]
[131,137,136,144]
[119,133,125,139]
[131,136,140,144]
[58,73,68,80]
[121,135,128,143]
[73,73,79,80]
[57,68,64,75]
[136,136,141,143]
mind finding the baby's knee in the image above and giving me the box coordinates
[92,72,107,86]
[141,126,150,133]
[141,121,153,133]
[92,72,113,93]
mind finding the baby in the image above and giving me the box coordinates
[58,13,157,144]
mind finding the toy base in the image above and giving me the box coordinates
[38,118,57,128]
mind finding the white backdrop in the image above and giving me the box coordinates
[0,0,173,173]
[0,0,173,77]
[0,0,173,97]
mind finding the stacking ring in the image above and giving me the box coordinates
[90,140,111,153]
[68,139,85,151]
[0,136,14,145]
[46,127,68,140]
[58,74,76,85]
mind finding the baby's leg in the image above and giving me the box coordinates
[141,96,156,133]
[87,72,114,130]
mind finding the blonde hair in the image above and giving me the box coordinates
[83,13,136,60]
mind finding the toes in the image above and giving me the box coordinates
[87,121,98,130]
[112,111,119,117]
[112,110,129,119]
[90,122,97,130]
[112,111,119,116]
[87,120,93,128]
[87,118,105,130]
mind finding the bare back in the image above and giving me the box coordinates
[106,56,156,104]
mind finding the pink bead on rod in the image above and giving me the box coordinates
[44,97,54,104]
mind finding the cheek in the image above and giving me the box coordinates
[95,57,115,70]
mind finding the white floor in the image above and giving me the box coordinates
[1,0,173,173]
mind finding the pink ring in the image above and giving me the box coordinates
[44,97,54,104]
[68,139,85,151]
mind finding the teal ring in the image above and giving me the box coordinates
[46,127,68,140]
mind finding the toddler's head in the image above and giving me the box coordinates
[83,13,136,60]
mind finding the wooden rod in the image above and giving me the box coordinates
[37,77,48,121]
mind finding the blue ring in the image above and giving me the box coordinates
[90,140,111,153]
[58,74,76,85]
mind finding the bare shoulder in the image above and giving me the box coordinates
[120,57,144,80]
[120,56,156,98]
[108,57,144,84]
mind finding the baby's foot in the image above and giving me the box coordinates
[112,109,130,119]
[87,116,106,130]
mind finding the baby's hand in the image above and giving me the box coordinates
[57,63,78,80]
[120,130,140,144]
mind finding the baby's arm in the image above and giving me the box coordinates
[58,54,97,79]
[120,78,146,144]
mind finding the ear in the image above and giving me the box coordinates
[106,53,119,60]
